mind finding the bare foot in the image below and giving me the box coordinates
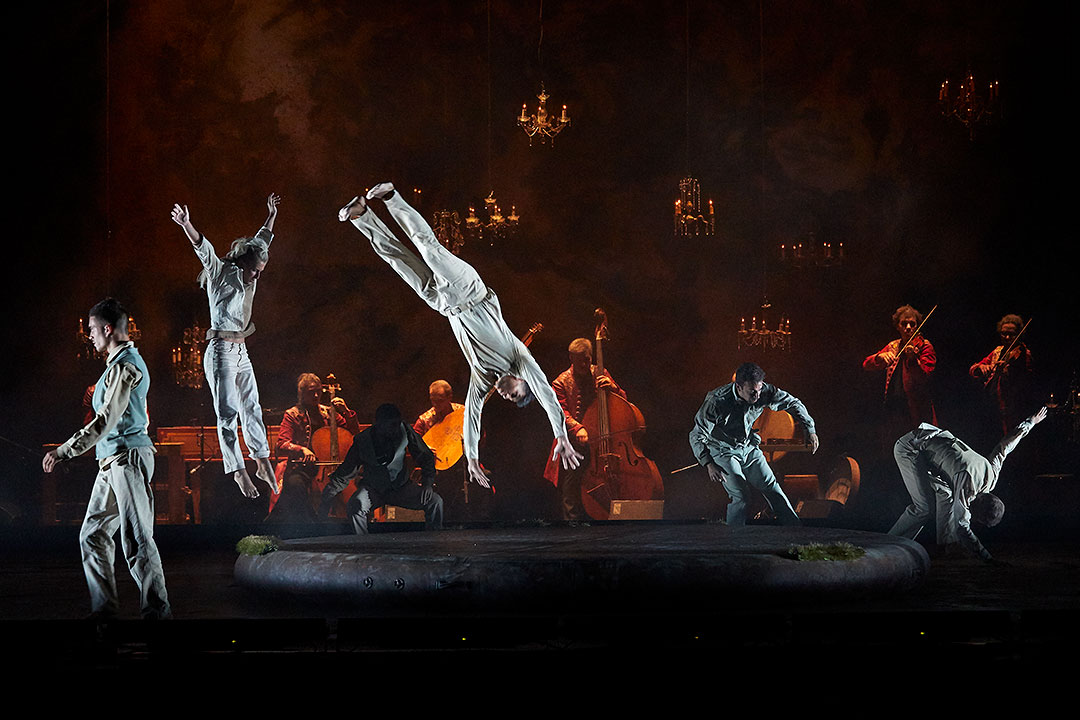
[255,458,279,496]
[366,182,395,201]
[338,195,367,221]
[233,469,260,499]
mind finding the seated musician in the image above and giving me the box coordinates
[544,338,625,522]
[269,373,361,522]
[413,380,464,437]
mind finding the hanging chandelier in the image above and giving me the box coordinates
[517,84,570,145]
[172,324,206,389]
[738,303,792,352]
[939,71,999,140]
[779,232,844,268]
[674,177,715,237]
[465,192,520,246]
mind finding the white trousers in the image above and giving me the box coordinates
[79,446,171,618]
[204,338,270,474]
[352,193,486,315]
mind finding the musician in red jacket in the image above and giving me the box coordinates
[969,314,1033,434]
[863,305,937,443]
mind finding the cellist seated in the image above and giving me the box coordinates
[268,372,361,522]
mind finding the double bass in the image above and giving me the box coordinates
[580,309,664,520]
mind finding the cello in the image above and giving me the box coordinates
[580,309,664,520]
[309,373,357,516]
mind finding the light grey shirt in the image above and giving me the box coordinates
[192,226,273,335]
[453,291,567,460]
[911,417,1036,556]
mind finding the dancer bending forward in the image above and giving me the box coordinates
[171,194,281,498]
[339,183,580,487]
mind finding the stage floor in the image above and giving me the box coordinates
[2,522,1077,682]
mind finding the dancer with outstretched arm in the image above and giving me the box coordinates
[338,183,580,487]
[171,194,281,499]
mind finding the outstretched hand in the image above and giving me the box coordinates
[1029,406,1049,426]
[170,203,190,228]
[467,457,491,488]
[267,193,281,214]
[553,436,584,470]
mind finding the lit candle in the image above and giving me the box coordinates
[519,104,528,122]
[561,105,568,122]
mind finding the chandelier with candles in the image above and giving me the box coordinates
[517,84,570,145]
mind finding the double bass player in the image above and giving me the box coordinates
[545,338,627,522]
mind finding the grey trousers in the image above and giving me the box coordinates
[712,443,800,526]
[346,483,444,535]
[888,430,952,542]
[79,446,171,618]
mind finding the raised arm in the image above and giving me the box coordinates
[171,203,201,245]
[263,193,281,232]
[988,406,1047,476]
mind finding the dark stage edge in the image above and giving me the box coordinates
[235,524,929,609]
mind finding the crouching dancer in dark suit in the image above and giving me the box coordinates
[318,403,443,534]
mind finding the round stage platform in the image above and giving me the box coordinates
[235,524,929,610]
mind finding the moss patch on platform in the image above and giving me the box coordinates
[236,535,282,556]
[788,542,866,562]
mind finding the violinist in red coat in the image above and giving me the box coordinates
[864,305,937,442]
[969,314,1033,434]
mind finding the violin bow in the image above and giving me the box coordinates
[984,317,1032,388]
[894,304,938,359]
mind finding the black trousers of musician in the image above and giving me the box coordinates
[558,437,590,522]
[346,482,444,535]
[267,466,320,523]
